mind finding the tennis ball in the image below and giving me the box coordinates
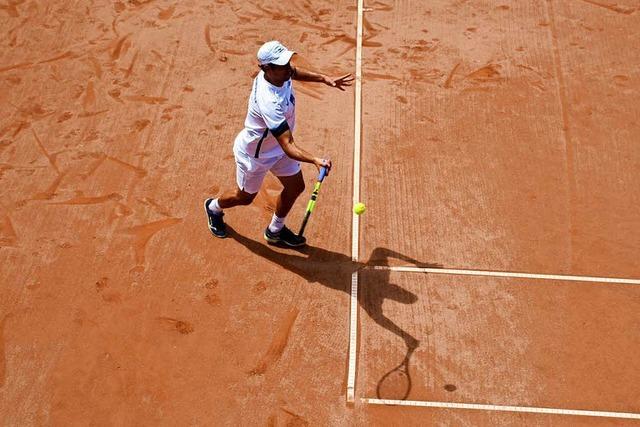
[353,202,366,215]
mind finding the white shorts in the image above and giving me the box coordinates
[233,145,301,194]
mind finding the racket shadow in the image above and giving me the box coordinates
[229,227,440,400]
[376,345,416,401]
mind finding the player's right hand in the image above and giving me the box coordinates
[314,157,332,171]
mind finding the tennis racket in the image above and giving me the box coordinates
[298,166,329,237]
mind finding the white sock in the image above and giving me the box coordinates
[268,214,285,233]
[207,198,223,214]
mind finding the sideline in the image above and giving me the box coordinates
[346,0,364,404]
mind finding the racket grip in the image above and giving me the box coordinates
[318,166,329,181]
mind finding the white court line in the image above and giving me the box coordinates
[346,0,364,404]
[351,0,364,263]
[363,399,640,420]
[369,266,640,285]
[346,271,359,402]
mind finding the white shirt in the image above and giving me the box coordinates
[234,70,296,159]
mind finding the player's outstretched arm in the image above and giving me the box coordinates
[291,63,354,90]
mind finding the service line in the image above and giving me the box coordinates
[369,266,640,285]
[363,398,640,420]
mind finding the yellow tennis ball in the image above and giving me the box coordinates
[353,202,366,215]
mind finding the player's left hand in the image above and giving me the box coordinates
[324,74,354,91]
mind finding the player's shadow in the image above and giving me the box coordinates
[229,226,442,400]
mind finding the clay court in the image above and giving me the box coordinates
[1,0,639,425]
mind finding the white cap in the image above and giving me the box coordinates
[257,40,295,66]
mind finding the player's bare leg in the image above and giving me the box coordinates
[218,187,256,208]
[275,171,305,218]
[264,171,306,247]
[205,187,256,238]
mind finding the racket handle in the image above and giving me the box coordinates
[318,166,329,181]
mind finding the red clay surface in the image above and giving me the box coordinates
[1,0,639,425]
[362,0,640,278]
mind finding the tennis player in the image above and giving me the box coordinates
[205,40,353,247]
